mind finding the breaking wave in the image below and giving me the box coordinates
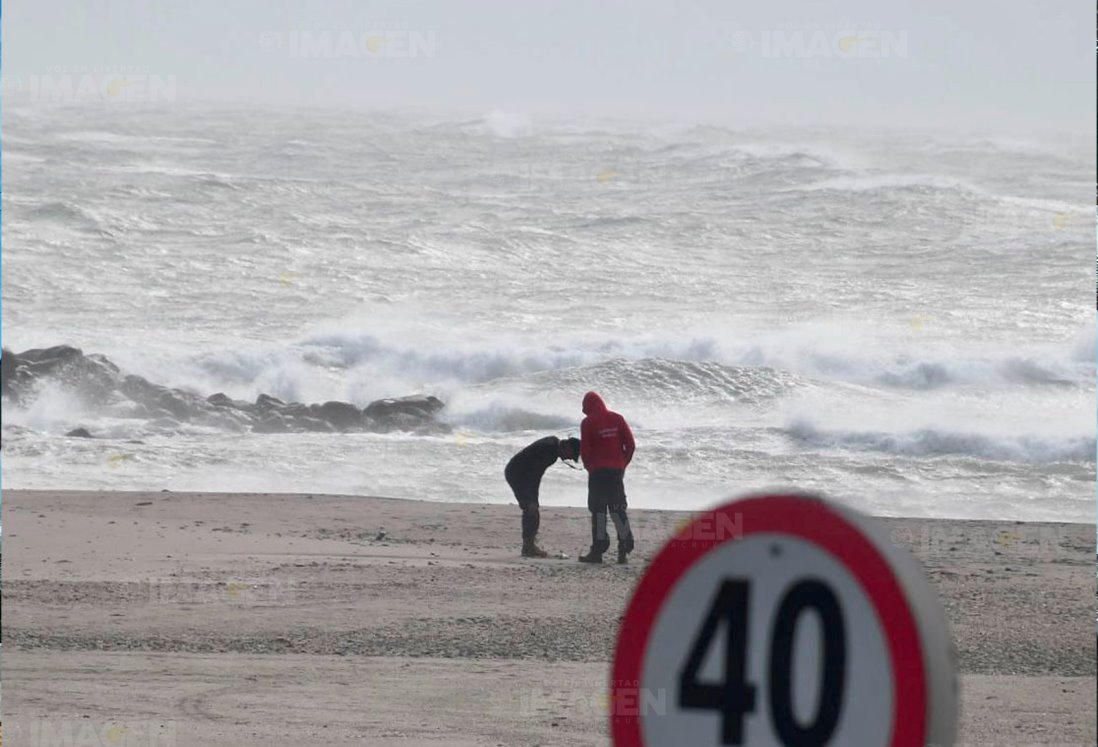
[444,404,576,433]
[86,323,1092,422]
[786,420,1095,464]
[514,357,801,405]
[875,355,1087,390]
[22,200,104,228]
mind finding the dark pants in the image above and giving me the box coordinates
[587,468,633,553]
[505,469,541,540]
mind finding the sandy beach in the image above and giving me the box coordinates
[2,489,1094,746]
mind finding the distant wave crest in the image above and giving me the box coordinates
[787,420,1095,464]
[446,404,576,433]
[520,357,801,404]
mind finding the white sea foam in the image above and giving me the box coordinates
[786,420,1095,464]
[2,104,1092,521]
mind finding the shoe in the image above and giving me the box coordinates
[521,539,549,558]
[618,535,634,564]
[578,548,604,564]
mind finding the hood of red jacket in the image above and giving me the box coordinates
[582,391,607,415]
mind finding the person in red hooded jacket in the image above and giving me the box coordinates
[578,391,636,563]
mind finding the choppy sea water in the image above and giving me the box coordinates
[2,103,1094,521]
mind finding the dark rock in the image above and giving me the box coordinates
[362,394,445,433]
[69,356,124,406]
[2,348,16,398]
[3,345,124,406]
[255,394,288,411]
[207,392,254,411]
[65,428,95,438]
[315,401,364,431]
[253,413,289,433]
[6,344,447,438]
[156,390,197,420]
[121,375,207,421]
[364,395,444,422]
[85,353,121,375]
[287,416,336,433]
[75,354,125,405]
[16,345,84,367]
[120,374,160,405]
[282,403,312,418]
[198,410,250,432]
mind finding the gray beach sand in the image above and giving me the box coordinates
[2,490,1094,745]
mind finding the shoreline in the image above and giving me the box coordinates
[4,486,1094,526]
[3,489,1095,745]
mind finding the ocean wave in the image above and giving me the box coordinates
[876,355,1086,390]
[106,162,244,186]
[728,142,859,169]
[571,215,651,230]
[22,200,104,228]
[297,330,733,386]
[788,173,986,195]
[517,357,801,405]
[55,130,142,145]
[300,334,587,384]
[117,324,1093,417]
[786,420,1095,464]
[298,327,803,404]
[444,403,576,433]
[730,329,1093,391]
[1,151,47,164]
[916,135,1080,157]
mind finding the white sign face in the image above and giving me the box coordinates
[610,494,956,747]
[641,534,892,745]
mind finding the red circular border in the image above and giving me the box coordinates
[610,494,927,747]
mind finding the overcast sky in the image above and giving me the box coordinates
[3,0,1095,133]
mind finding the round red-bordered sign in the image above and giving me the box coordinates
[610,493,956,747]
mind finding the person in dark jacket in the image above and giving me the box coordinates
[578,391,636,564]
[505,435,581,557]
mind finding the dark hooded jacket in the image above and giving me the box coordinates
[579,391,635,472]
[506,435,571,485]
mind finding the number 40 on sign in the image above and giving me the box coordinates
[610,493,957,747]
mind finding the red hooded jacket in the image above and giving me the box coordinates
[580,391,635,472]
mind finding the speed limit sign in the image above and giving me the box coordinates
[610,493,956,747]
